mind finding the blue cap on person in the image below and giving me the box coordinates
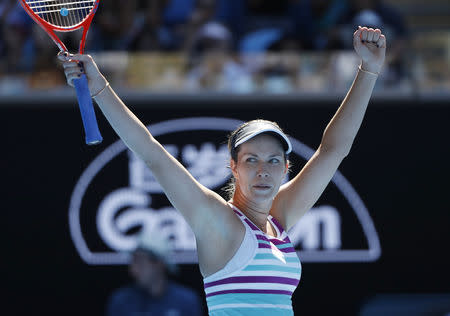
[134,229,178,274]
[233,120,292,154]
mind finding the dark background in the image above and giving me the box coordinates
[2,97,450,315]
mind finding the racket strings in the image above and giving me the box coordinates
[25,0,95,27]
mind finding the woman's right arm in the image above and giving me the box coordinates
[58,54,237,237]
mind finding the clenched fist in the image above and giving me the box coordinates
[353,26,386,74]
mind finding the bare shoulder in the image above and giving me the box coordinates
[194,201,246,277]
[192,193,241,235]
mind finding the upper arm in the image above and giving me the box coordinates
[133,137,244,276]
[143,138,235,237]
[272,144,346,230]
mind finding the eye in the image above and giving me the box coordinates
[269,158,281,164]
[246,157,257,163]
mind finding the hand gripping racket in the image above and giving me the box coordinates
[20,0,103,145]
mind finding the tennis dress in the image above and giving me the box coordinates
[203,204,302,316]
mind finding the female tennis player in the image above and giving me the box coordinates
[60,26,386,315]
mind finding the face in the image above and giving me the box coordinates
[231,134,288,203]
[129,250,165,287]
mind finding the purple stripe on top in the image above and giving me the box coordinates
[279,246,296,253]
[269,238,287,245]
[256,234,270,242]
[204,276,299,288]
[243,218,260,231]
[269,216,285,234]
[206,289,292,298]
[258,243,273,249]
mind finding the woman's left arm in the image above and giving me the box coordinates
[273,26,386,230]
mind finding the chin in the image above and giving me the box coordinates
[250,190,276,201]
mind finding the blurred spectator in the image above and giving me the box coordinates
[187,19,231,60]
[239,27,286,53]
[185,21,253,92]
[162,0,244,45]
[105,229,203,316]
[282,0,349,51]
[163,0,196,26]
[0,0,33,73]
[254,53,301,93]
[182,0,250,92]
[92,0,180,51]
[91,0,140,51]
[214,0,246,43]
[131,0,183,51]
[339,0,410,82]
[182,0,220,53]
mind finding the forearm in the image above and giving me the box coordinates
[320,65,378,155]
[59,53,163,164]
[93,81,157,161]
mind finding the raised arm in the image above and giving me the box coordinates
[58,54,234,237]
[273,27,386,230]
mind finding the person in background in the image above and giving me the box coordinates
[130,0,181,51]
[184,21,252,92]
[182,0,221,54]
[105,230,203,316]
[340,0,409,82]
[0,0,33,73]
[182,0,252,92]
[92,0,177,52]
[285,0,349,51]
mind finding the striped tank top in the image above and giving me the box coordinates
[203,204,302,315]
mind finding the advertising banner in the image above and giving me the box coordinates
[2,100,449,315]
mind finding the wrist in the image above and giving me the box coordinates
[358,65,379,77]
[90,75,108,97]
[360,61,382,75]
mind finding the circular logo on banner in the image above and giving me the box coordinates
[69,117,381,265]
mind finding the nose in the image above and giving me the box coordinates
[257,163,269,178]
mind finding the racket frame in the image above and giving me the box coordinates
[19,0,103,145]
[19,0,100,53]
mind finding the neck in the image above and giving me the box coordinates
[230,189,273,232]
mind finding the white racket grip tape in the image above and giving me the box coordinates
[73,74,103,145]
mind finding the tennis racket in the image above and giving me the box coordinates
[20,0,103,145]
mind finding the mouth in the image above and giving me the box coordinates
[253,184,272,190]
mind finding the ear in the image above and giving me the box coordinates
[284,161,289,174]
[230,159,238,178]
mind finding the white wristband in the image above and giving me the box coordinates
[91,81,110,99]
[358,65,379,76]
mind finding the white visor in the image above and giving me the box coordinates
[234,123,292,154]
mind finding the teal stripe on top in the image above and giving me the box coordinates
[254,253,299,263]
[210,307,294,316]
[208,293,291,307]
[243,264,300,273]
[276,243,294,249]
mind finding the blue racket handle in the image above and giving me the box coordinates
[73,74,103,145]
